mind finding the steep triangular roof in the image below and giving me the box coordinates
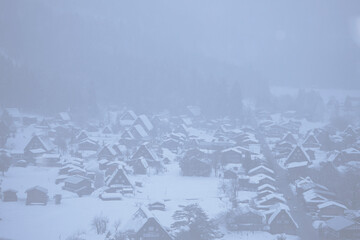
[268,208,298,228]
[302,133,320,147]
[122,207,172,239]
[132,144,158,161]
[134,115,153,132]
[248,165,274,175]
[285,145,310,166]
[105,168,132,187]
[120,110,137,121]
[131,124,148,139]
[25,185,48,194]
[282,132,297,145]
[98,145,117,157]
[121,130,134,140]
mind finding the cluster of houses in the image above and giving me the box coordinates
[257,109,360,239]
[1,104,359,239]
[2,185,49,205]
[224,162,299,235]
[107,207,173,240]
[295,176,360,239]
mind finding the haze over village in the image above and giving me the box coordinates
[1,1,360,240]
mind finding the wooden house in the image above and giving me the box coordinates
[25,186,48,205]
[281,132,297,145]
[264,204,298,235]
[284,145,311,168]
[324,216,360,239]
[160,138,181,152]
[74,131,89,143]
[63,175,93,196]
[118,110,137,126]
[220,147,245,165]
[302,133,321,148]
[181,156,212,176]
[102,126,113,134]
[318,201,347,219]
[24,135,55,158]
[132,144,158,163]
[105,168,133,193]
[77,138,99,151]
[123,207,172,240]
[226,206,265,231]
[97,145,117,160]
[132,157,149,175]
[256,193,286,208]
[2,189,18,202]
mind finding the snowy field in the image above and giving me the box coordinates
[0,162,287,240]
[0,164,228,239]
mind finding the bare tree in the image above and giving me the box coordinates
[113,219,122,234]
[276,234,287,240]
[91,214,109,235]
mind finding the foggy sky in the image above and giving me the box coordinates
[1,0,360,112]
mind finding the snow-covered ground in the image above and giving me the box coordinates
[0,162,278,240]
[221,231,299,240]
[0,164,227,239]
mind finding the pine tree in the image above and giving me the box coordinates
[171,204,219,240]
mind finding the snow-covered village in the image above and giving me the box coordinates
[0,88,360,240]
[1,1,360,240]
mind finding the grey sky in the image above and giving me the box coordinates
[0,0,359,112]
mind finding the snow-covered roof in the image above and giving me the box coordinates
[258,184,277,192]
[302,189,328,203]
[132,124,148,138]
[105,168,132,187]
[342,148,360,154]
[286,161,309,169]
[99,145,117,156]
[25,186,48,194]
[122,207,168,235]
[267,207,298,228]
[257,193,286,205]
[120,110,137,121]
[325,216,355,231]
[285,145,310,166]
[186,105,201,117]
[42,153,60,158]
[249,174,275,184]
[136,114,153,132]
[58,112,71,121]
[318,201,347,210]
[248,165,274,175]
[64,175,88,185]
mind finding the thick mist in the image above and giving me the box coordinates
[1,2,360,240]
[1,0,360,115]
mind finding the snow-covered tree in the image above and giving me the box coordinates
[171,204,220,240]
